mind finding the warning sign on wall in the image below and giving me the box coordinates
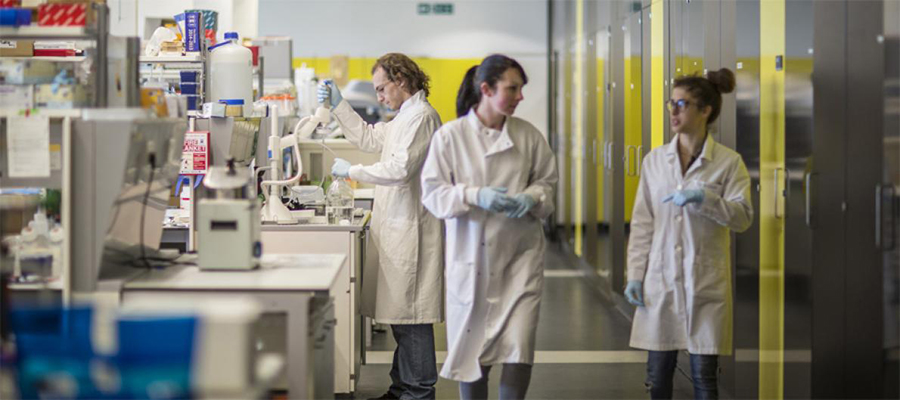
[181,131,210,175]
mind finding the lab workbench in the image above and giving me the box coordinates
[260,212,370,395]
[121,253,345,400]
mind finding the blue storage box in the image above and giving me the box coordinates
[186,95,199,110]
[180,82,198,95]
[179,70,199,82]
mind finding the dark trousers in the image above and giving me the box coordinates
[458,363,533,400]
[388,324,437,400]
[646,350,718,399]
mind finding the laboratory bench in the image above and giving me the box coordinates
[260,212,371,395]
[121,253,345,400]
[157,211,373,395]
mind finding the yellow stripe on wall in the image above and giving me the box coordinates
[293,57,482,126]
[759,0,786,398]
[650,0,665,150]
[574,0,585,256]
[596,56,605,223]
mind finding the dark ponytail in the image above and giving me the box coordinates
[455,54,528,118]
[456,66,479,118]
[673,67,736,124]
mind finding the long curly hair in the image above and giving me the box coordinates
[371,53,431,97]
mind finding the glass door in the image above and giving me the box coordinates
[881,1,900,396]
[620,10,644,289]
[594,27,613,286]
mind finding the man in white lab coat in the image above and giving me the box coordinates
[318,53,442,400]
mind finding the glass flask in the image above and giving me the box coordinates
[326,178,354,225]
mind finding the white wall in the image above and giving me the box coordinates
[109,0,258,41]
[258,0,549,134]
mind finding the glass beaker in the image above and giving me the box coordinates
[326,178,354,225]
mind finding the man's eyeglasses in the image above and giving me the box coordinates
[665,99,694,112]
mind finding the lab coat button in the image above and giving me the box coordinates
[677,184,683,190]
[676,215,682,222]
[675,245,682,252]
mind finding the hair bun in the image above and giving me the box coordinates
[707,68,736,94]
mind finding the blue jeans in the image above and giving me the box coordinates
[458,363,533,400]
[388,324,437,400]
[646,350,718,399]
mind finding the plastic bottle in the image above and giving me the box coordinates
[326,178,354,225]
[209,32,253,116]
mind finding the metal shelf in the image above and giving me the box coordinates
[0,56,86,62]
[0,26,96,39]
[0,109,83,118]
[140,54,204,63]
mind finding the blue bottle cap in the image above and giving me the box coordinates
[224,31,238,40]
[219,99,244,105]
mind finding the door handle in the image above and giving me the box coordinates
[804,172,816,228]
[784,168,791,201]
[637,145,644,175]
[877,185,883,249]
[876,184,895,250]
[774,168,783,219]
[605,142,613,171]
[623,145,633,176]
[890,186,898,251]
[629,146,636,177]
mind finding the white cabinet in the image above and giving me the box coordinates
[259,218,368,394]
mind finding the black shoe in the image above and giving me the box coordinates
[366,391,399,400]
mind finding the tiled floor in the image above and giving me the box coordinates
[355,242,695,399]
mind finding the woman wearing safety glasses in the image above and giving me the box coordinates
[624,68,753,400]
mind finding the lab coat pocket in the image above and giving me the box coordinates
[447,261,476,306]
[699,180,724,196]
[380,218,418,265]
[693,258,728,301]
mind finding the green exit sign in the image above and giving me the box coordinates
[418,3,454,15]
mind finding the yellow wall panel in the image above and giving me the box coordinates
[651,0,665,150]
[563,49,573,234]
[759,0,786,398]
[574,0,585,256]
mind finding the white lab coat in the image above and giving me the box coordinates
[628,134,753,355]
[331,90,443,324]
[421,111,558,382]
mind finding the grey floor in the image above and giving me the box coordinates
[354,241,695,399]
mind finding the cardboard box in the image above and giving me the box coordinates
[184,12,200,52]
[20,0,44,7]
[0,59,58,84]
[38,3,86,26]
[0,84,33,109]
[34,83,87,108]
[0,40,34,57]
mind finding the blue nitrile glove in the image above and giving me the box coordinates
[624,280,645,307]
[316,79,343,108]
[477,187,516,213]
[506,193,536,218]
[662,189,705,207]
[331,158,351,178]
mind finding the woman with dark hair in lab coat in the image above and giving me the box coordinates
[420,54,558,400]
[624,69,752,399]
